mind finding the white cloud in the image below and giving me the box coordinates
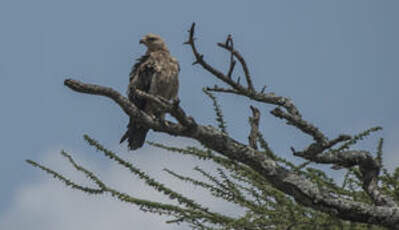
[0,137,241,230]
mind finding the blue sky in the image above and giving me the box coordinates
[1,1,398,229]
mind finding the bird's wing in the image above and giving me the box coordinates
[128,55,154,110]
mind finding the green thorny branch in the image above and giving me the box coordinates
[27,106,393,229]
[27,131,393,229]
[203,88,228,135]
[27,100,393,230]
[334,126,382,152]
[148,140,388,229]
[28,135,284,229]
[147,118,391,230]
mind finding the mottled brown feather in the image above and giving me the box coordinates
[120,34,179,150]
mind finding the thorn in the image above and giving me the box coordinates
[290,147,296,154]
[172,98,180,107]
[189,22,196,36]
[249,105,259,114]
[261,85,267,93]
[226,34,233,48]
[331,165,344,170]
[183,41,190,45]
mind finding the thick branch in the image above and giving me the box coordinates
[64,78,399,228]
[131,88,197,129]
[64,79,195,136]
[248,106,260,150]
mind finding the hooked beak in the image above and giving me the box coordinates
[139,39,145,44]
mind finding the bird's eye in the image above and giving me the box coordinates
[147,37,157,41]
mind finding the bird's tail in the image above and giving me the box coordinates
[120,119,149,150]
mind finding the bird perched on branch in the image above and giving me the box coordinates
[120,34,179,150]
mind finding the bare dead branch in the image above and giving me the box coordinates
[185,23,242,91]
[290,135,351,159]
[185,23,301,117]
[218,38,255,91]
[64,79,196,135]
[248,106,260,150]
[271,107,327,144]
[206,86,239,94]
[325,135,352,148]
[131,88,197,129]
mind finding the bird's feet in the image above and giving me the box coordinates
[152,112,168,128]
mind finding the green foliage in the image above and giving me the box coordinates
[149,139,390,229]
[203,88,228,134]
[27,107,397,229]
[27,131,396,229]
[334,126,382,152]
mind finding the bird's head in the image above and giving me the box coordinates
[140,33,168,52]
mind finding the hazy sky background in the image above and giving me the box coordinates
[1,0,398,229]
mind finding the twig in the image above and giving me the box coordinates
[225,34,236,79]
[218,38,255,91]
[184,23,243,91]
[185,23,301,117]
[271,107,327,144]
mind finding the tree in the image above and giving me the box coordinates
[27,23,399,229]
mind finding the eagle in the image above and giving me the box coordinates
[120,33,180,150]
